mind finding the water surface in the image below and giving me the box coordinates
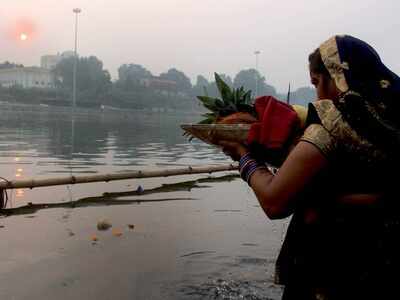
[0,106,286,300]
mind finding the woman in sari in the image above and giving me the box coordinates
[221,35,400,299]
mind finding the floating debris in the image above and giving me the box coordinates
[241,243,259,247]
[180,250,216,258]
[112,229,123,237]
[136,185,144,194]
[127,224,135,230]
[0,225,4,229]
[97,219,112,231]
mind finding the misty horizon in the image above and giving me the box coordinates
[2,0,400,93]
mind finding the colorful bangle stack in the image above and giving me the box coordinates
[239,153,267,184]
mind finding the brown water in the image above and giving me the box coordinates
[0,106,287,299]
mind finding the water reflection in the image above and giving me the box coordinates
[0,107,285,300]
[0,108,226,177]
[0,174,239,216]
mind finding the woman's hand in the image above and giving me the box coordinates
[218,140,249,161]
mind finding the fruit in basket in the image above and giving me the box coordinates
[217,112,258,124]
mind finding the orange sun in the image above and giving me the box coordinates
[20,33,28,41]
[7,18,36,42]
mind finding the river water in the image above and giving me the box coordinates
[0,106,287,300]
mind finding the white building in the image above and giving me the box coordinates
[40,55,61,70]
[40,51,75,70]
[0,67,55,88]
[139,77,177,91]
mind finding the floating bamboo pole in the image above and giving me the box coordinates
[0,163,239,190]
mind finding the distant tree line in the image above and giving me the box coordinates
[0,56,316,111]
[0,61,24,69]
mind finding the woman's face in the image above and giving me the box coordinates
[310,71,341,101]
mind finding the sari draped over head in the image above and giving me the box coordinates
[276,35,400,299]
[319,35,400,155]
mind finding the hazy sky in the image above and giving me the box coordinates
[2,0,399,92]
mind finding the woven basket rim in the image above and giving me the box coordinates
[181,123,251,145]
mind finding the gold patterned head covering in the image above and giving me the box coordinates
[317,35,400,154]
[319,35,349,92]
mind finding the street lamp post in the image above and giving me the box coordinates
[72,8,81,110]
[254,50,260,98]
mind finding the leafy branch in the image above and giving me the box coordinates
[197,73,255,124]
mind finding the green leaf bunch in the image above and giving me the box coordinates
[197,73,255,124]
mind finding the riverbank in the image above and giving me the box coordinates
[0,101,203,117]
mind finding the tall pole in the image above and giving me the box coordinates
[286,82,291,104]
[254,50,260,98]
[72,8,81,110]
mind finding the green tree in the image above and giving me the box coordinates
[233,69,276,97]
[53,56,112,106]
[159,68,192,92]
[288,87,316,105]
[192,75,209,96]
[0,61,24,69]
[195,75,209,88]
[117,64,152,90]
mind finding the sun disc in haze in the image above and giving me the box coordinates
[20,33,28,41]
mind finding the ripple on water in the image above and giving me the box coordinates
[174,252,282,300]
[178,278,279,300]
[236,256,271,266]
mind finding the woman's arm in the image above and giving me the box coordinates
[220,141,328,219]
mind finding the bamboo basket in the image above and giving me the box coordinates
[181,124,251,145]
